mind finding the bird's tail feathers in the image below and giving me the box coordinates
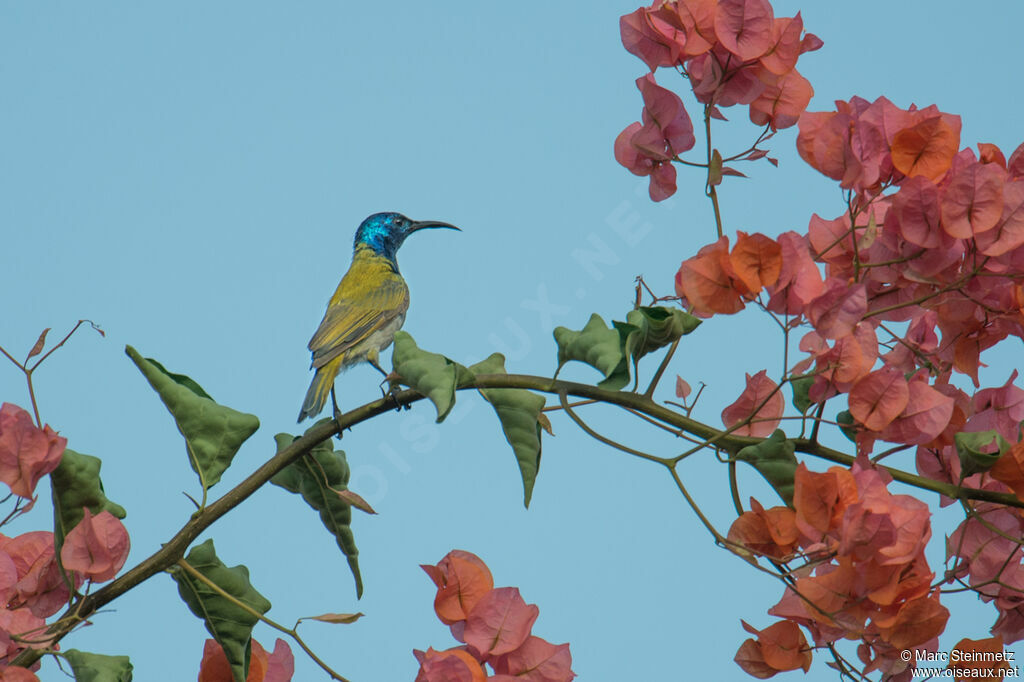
[298,367,335,422]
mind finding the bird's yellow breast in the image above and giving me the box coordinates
[330,246,408,306]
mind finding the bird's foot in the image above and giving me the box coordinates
[331,388,345,440]
[379,372,406,412]
[332,408,345,439]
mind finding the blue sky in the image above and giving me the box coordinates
[2,1,1023,680]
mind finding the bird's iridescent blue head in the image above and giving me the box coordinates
[353,212,460,263]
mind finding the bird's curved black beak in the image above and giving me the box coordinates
[408,219,461,233]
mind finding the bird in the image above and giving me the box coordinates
[298,212,460,422]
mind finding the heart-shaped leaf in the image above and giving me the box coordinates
[553,314,631,390]
[126,346,259,491]
[170,540,271,682]
[391,331,458,422]
[271,434,362,597]
[469,354,546,508]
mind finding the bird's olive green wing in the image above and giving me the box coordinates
[308,276,410,370]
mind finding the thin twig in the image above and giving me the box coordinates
[558,392,672,466]
[704,105,724,238]
[542,398,597,413]
[29,320,101,371]
[728,459,743,516]
[643,338,680,398]
[667,465,728,545]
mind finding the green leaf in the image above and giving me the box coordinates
[553,313,631,390]
[621,306,701,363]
[126,346,259,490]
[836,410,857,443]
[391,331,458,422]
[734,430,797,505]
[955,430,1011,478]
[63,649,133,682]
[789,375,814,414]
[271,434,362,597]
[465,353,506,377]
[143,357,212,399]
[169,539,271,682]
[554,308,699,391]
[51,448,127,553]
[469,354,546,507]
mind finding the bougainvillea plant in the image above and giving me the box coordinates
[2,2,1023,681]
[617,0,1024,679]
[415,550,575,682]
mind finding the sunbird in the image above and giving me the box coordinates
[298,212,460,422]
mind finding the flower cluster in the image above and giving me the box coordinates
[671,94,1024,677]
[0,403,130,675]
[801,101,1024,389]
[675,109,1024,456]
[616,0,822,200]
[415,550,575,682]
[615,74,695,201]
[0,403,63,500]
[729,462,945,679]
[798,95,965,197]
